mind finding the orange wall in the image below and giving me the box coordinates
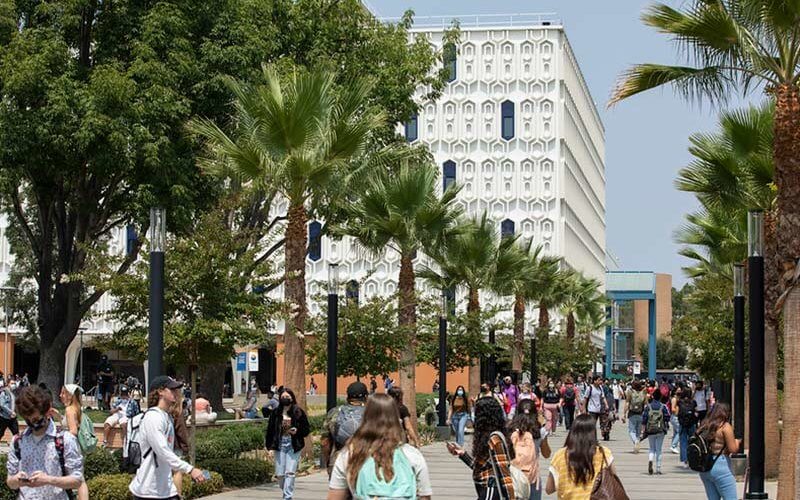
[633,273,673,359]
[274,340,469,396]
[0,335,15,377]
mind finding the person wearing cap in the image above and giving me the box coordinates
[129,376,205,499]
[96,355,114,410]
[104,385,139,447]
[321,381,368,477]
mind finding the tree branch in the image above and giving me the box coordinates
[9,187,42,265]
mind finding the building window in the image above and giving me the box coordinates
[346,280,359,303]
[443,42,457,83]
[501,100,515,140]
[443,160,456,192]
[405,113,418,142]
[501,219,515,238]
[307,220,322,261]
[125,224,138,256]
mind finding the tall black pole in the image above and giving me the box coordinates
[147,208,166,387]
[437,292,448,428]
[326,263,339,412]
[733,264,746,454]
[746,211,767,499]
[530,334,537,385]
[488,327,496,384]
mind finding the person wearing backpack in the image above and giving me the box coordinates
[677,388,698,465]
[446,397,522,500]
[509,399,548,500]
[689,403,739,499]
[623,380,647,453]
[328,394,432,500]
[641,392,670,475]
[59,384,94,500]
[6,386,84,500]
[322,381,368,477]
[128,376,206,499]
[266,388,310,499]
[559,377,578,430]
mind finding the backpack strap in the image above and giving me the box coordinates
[54,433,77,500]
[12,435,20,460]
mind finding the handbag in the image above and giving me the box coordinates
[590,449,630,500]
[491,431,531,500]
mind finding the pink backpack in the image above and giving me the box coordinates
[511,430,539,484]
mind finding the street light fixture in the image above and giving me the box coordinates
[731,263,746,473]
[0,286,16,377]
[745,210,767,500]
[326,262,339,412]
[437,290,448,436]
[148,208,166,389]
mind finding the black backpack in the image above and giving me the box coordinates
[678,400,697,428]
[564,387,576,404]
[687,430,724,472]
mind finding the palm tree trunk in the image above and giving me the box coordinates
[764,211,781,479]
[397,253,417,427]
[538,303,550,332]
[512,294,525,372]
[284,202,308,410]
[774,83,800,490]
[566,312,575,340]
[778,286,800,499]
[467,287,481,396]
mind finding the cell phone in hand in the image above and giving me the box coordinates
[202,470,211,481]
[19,476,30,483]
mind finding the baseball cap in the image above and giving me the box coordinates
[149,375,183,392]
[119,385,129,394]
[346,381,368,401]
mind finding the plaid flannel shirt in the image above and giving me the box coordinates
[459,432,515,499]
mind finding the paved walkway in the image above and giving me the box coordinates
[207,422,777,499]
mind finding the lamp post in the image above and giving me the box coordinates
[147,208,166,388]
[745,210,767,499]
[437,291,448,436]
[731,263,747,474]
[326,262,339,412]
[0,286,15,377]
[78,327,88,387]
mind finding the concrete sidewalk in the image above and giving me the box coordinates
[206,422,777,499]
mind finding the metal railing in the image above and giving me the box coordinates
[379,13,561,29]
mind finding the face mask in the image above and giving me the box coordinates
[25,416,47,431]
[456,390,464,396]
[280,398,292,406]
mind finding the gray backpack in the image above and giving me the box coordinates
[334,404,365,447]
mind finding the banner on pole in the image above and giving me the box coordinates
[633,361,641,375]
[248,350,259,372]
[236,352,247,371]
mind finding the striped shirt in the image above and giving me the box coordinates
[459,432,515,499]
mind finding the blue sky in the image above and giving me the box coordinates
[369,0,756,288]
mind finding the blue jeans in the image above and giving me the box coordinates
[699,455,738,500]
[648,432,665,471]
[627,414,642,445]
[529,480,542,500]
[451,411,468,446]
[275,436,300,499]
[670,414,681,449]
[680,424,696,463]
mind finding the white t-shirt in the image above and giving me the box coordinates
[329,443,433,497]
[694,389,708,411]
[586,385,604,413]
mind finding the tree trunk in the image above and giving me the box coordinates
[778,286,800,499]
[200,362,226,415]
[566,312,575,340]
[397,253,417,427]
[773,83,800,488]
[512,294,525,372]
[284,202,308,410]
[38,341,68,395]
[538,303,550,333]
[764,211,781,479]
[467,287,481,396]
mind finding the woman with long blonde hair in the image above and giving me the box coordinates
[59,384,90,500]
[327,394,432,500]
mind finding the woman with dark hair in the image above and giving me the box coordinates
[447,385,471,446]
[545,413,615,499]
[266,388,310,499]
[696,403,739,500]
[388,387,420,447]
[327,394,432,499]
[446,396,516,499]
[510,399,548,500]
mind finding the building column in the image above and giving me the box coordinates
[648,299,656,379]
[604,305,613,378]
[64,336,82,387]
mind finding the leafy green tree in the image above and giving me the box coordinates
[559,272,605,340]
[536,331,599,382]
[335,161,462,422]
[637,337,689,371]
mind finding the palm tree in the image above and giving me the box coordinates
[559,273,604,340]
[672,103,783,479]
[421,214,526,395]
[188,66,385,410]
[338,161,462,423]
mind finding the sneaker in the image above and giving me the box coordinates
[648,461,654,475]
[634,442,640,453]
[670,447,679,454]
[656,470,663,475]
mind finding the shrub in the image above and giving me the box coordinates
[219,423,264,452]
[86,474,133,500]
[0,456,16,500]
[182,471,224,499]
[200,457,273,487]
[194,433,240,461]
[416,393,437,419]
[308,413,326,434]
[194,422,265,459]
[84,447,122,480]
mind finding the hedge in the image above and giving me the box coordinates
[0,456,16,500]
[308,413,326,434]
[84,447,122,480]
[87,472,223,500]
[200,457,273,487]
[194,422,265,461]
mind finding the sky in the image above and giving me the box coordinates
[368,0,755,288]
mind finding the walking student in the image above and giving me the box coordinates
[446,397,517,500]
[6,385,84,499]
[677,388,698,465]
[559,377,578,430]
[669,385,682,454]
[388,387,420,448]
[545,413,616,499]
[694,403,739,500]
[693,380,710,421]
[584,377,609,436]
[642,392,670,475]
[447,385,471,447]
[509,399,546,500]
[266,388,310,500]
[128,376,206,499]
[541,381,561,434]
[623,380,647,453]
[327,394,432,499]
[0,379,18,441]
[322,382,368,476]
